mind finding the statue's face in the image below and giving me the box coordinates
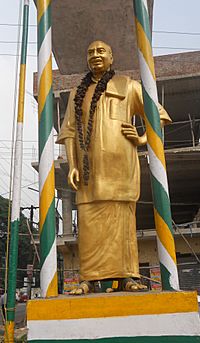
[87,41,113,74]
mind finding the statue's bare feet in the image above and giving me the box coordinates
[123,278,148,292]
[69,281,92,295]
[105,287,114,293]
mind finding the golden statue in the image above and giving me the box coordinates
[57,41,171,295]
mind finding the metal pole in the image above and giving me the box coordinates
[161,84,165,144]
[5,1,30,341]
[26,219,40,264]
[37,0,58,297]
[188,113,195,147]
[133,0,179,290]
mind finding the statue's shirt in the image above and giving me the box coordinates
[57,75,171,204]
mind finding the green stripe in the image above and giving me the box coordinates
[160,262,174,291]
[134,0,151,43]
[151,173,173,234]
[39,87,53,159]
[28,336,200,343]
[21,4,29,65]
[142,85,162,140]
[6,220,20,321]
[40,199,56,267]
[38,3,51,52]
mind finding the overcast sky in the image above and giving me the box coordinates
[0,0,199,223]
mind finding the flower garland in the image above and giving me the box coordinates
[74,69,115,185]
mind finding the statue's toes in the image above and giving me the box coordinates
[130,284,139,291]
[131,282,148,291]
[69,289,77,295]
[106,288,114,293]
[139,284,147,290]
[69,288,84,295]
[75,288,84,295]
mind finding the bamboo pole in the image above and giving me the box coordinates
[37,0,58,297]
[133,0,179,290]
[5,1,30,341]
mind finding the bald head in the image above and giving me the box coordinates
[88,41,113,56]
[87,40,113,76]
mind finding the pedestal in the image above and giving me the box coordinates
[27,291,200,342]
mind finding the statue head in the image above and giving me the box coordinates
[87,40,113,76]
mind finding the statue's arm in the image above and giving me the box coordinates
[64,138,79,191]
[121,80,171,146]
[121,119,166,147]
[56,89,79,191]
[121,123,147,146]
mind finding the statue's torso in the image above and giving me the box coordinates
[76,75,140,205]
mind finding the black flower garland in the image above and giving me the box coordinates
[74,69,115,185]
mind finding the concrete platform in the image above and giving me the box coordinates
[27,291,200,342]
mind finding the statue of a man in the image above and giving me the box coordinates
[57,40,171,294]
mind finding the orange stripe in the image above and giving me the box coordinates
[154,208,177,264]
[38,56,52,121]
[37,0,51,23]
[46,272,58,297]
[4,321,14,343]
[145,118,166,169]
[17,64,26,123]
[135,18,156,79]
[39,164,55,232]
[27,291,198,320]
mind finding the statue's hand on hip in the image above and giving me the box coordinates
[68,167,79,191]
[121,123,147,146]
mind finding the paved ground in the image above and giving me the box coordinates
[0,303,26,328]
[0,326,27,342]
[0,303,27,341]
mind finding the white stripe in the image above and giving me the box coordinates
[40,239,57,297]
[24,0,29,5]
[38,27,52,86]
[157,237,180,290]
[138,49,158,107]
[147,143,169,196]
[142,0,149,14]
[39,128,54,193]
[27,312,200,340]
[11,123,23,222]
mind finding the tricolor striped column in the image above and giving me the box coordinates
[37,0,58,297]
[133,0,179,290]
[5,1,30,341]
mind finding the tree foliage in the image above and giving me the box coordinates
[0,195,39,290]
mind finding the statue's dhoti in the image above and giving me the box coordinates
[78,201,140,281]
